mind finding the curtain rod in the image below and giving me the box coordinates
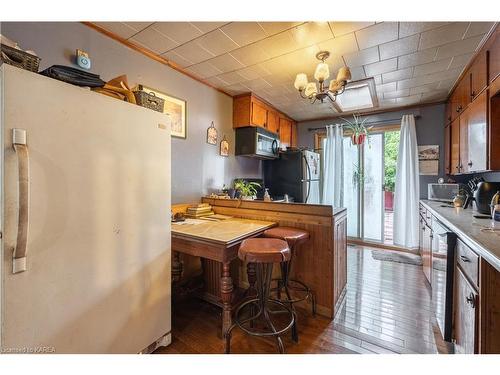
[307,115,422,132]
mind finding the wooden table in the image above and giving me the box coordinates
[171,217,276,338]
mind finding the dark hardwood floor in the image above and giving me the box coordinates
[156,245,451,354]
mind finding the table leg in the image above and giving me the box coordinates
[221,261,234,339]
[246,262,257,297]
[172,251,183,282]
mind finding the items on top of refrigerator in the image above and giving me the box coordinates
[1,34,40,73]
[40,65,106,87]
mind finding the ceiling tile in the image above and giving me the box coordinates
[384,89,410,99]
[290,22,334,49]
[255,30,300,58]
[258,22,303,36]
[130,27,178,54]
[448,53,474,69]
[349,66,367,80]
[382,68,414,83]
[196,29,239,56]
[379,34,420,60]
[94,22,150,39]
[413,58,452,77]
[421,90,448,101]
[243,78,273,91]
[398,48,437,69]
[437,78,456,91]
[364,58,398,76]
[398,22,449,38]
[396,94,422,104]
[204,76,231,87]
[409,83,440,95]
[464,22,495,38]
[190,22,228,33]
[221,83,250,95]
[161,50,193,68]
[238,65,272,81]
[152,22,203,45]
[379,98,397,107]
[343,46,379,67]
[434,35,484,60]
[397,68,462,89]
[171,40,214,64]
[355,22,398,50]
[185,61,222,79]
[220,22,267,46]
[377,81,397,93]
[216,71,247,85]
[318,33,360,59]
[207,54,244,73]
[418,22,469,50]
[328,22,375,37]
[229,43,272,67]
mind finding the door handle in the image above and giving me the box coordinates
[466,293,476,308]
[460,255,470,263]
[12,129,30,274]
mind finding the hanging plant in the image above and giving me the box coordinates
[342,113,373,146]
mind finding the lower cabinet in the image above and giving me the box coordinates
[454,267,478,354]
[420,219,432,284]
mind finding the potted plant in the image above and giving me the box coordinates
[234,180,261,200]
[342,114,372,146]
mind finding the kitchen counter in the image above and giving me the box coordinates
[420,200,500,272]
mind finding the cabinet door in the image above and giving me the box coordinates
[291,121,298,147]
[459,107,469,173]
[471,51,487,101]
[444,124,451,175]
[266,109,279,134]
[422,224,432,283]
[489,29,500,84]
[251,100,268,128]
[279,117,292,147]
[454,268,478,354]
[466,90,488,172]
[334,214,347,310]
[446,101,453,124]
[450,117,461,174]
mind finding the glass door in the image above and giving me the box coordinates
[343,137,360,237]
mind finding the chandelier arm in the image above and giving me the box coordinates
[327,91,337,103]
[299,90,309,99]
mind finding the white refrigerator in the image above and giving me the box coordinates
[0,64,172,353]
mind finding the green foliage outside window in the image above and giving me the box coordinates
[384,131,400,192]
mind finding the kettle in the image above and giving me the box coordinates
[491,191,500,217]
[474,182,500,214]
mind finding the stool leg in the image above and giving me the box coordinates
[281,260,298,343]
[261,263,286,354]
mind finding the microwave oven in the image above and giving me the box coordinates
[235,126,280,159]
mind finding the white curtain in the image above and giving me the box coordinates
[321,124,344,207]
[393,115,420,249]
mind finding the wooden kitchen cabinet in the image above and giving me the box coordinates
[488,27,500,84]
[470,51,487,101]
[421,222,432,284]
[459,107,469,173]
[233,93,296,143]
[279,117,293,147]
[454,267,478,354]
[466,90,488,172]
[450,117,461,174]
[267,109,280,134]
[444,124,451,174]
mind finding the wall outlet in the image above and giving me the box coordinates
[76,49,91,70]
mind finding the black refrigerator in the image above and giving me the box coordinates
[263,149,321,204]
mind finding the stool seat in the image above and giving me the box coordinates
[238,238,291,263]
[263,227,310,248]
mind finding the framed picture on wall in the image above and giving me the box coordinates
[139,85,187,139]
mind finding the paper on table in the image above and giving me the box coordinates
[172,218,207,225]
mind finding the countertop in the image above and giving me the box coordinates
[420,200,500,272]
[171,217,276,245]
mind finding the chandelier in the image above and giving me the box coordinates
[294,51,351,104]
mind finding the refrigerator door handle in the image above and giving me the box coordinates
[303,154,312,203]
[12,128,30,274]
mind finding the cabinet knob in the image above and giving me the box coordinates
[471,91,476,97]
[466,293,476,308]
[468,161,473,167]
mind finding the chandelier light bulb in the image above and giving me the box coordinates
[304,82,318,97]
[329,79,340,92]
[336,66,352,83]
[314,62,330,82]
[294,73,308,91]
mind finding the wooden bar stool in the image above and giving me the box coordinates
[263,227,314,342]
[224,238,295,354]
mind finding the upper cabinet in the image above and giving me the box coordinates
[446,25,499,175]
[233,93,297,147]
